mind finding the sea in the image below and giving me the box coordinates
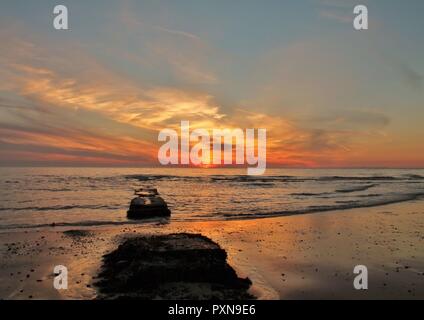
[0,167,423,230]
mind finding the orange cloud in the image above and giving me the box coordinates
[0,23,412,168]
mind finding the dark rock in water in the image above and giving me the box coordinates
[127,189,171,219]
[127,196,171,219]
[95,233,254,300]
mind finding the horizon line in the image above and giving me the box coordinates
[0,165,423,170]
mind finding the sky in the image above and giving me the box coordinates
[0,0,423,167]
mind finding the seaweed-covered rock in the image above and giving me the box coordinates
[95,233,254,299]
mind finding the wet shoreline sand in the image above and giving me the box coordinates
[0,200,423,299]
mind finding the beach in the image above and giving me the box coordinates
[1,199,423,300]
[1,0,424,305]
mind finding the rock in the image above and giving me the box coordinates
[63,230,92,238]
[95,233,254,300]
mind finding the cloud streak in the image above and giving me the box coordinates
[0,6,418,168]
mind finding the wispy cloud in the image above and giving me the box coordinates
[319,10,352,24]
[0,31,320,167]
[398,63,423,90]
[154,25,201,41]
[0,3,419,168]
[118,2,217,84]
[317,0,358,24]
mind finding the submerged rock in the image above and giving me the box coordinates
[127,188,171,219]
[95,233,254,300]
[63,230,93,238]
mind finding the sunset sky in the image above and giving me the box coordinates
[0,0,423,167]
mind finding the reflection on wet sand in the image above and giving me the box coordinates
[0,200,423,299]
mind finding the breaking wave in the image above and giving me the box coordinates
[220,192,424,220]
[1,168,424,230]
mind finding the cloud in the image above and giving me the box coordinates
[317,0,360,24]
[154,26,201,42]
[0,119,158,166]
[13,63,224,130]
[379,51,423,91]
[301,109,390,129]
[0,25,228,165]
[0,17,406,168]
[118,2,217,84]
[319,10,352,24]
[318,0,358,9]
[0,27,224,130]
[398,63,423,90]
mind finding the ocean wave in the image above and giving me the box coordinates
[245,182,275,187]
[0,219,166,231]
[1,169,423,230]
[290,192,331,196]
[125,174,203,182]
[125,174,424,184]
[1,191,423,230]
[209,175,294,182]
[219,192,424,220]
[402,174,424,180]
[357,193,382,198]
[0,204,125,212]
[335,184,376,193]
[317,176,398,181]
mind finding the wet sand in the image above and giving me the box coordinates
[0,200,423,299]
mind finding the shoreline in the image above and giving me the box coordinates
[2,192,424,232]
[0,199,423,299]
